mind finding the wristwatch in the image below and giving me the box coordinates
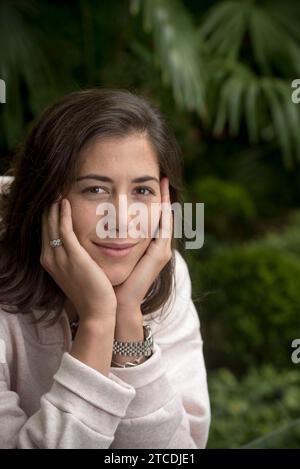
[112,324,153,358]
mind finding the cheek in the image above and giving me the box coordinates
[69,201,96,242]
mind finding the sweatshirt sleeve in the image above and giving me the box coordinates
[0,338,136,449]
[109,250,211,449]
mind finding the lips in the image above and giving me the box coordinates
[93,242,137,250]
[92,241,137,258]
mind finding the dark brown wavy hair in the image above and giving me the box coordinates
[0,88,185,327]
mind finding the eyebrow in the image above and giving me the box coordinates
[76,174,160,184]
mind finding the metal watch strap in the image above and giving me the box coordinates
[112,324,153,357]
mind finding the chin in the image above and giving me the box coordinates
[108,273,130,286]
[101,266,132,286]
[110,278,126,287]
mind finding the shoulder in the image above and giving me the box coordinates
[173,248,191,296]
[0,175,14,194]
[0,307,19,365]
[147,249,201,346]
[0,306,30,365]
[0,306,19,336]
[144,249,194,330]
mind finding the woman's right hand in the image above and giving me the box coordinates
[40,198,117,324]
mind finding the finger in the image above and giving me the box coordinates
[148,177,172,246]
[48,201,61,242]
[59,198,83,256]
[47,201,66,260]
[41,193,62,254]
[41,205,50,256]
[159,178,172,240]
[161,177,170,204]
[152,177,168,240]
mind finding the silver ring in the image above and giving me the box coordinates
[49,238,63,248]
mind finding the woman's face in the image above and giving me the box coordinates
[66,133,162,286]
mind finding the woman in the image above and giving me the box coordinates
[0,88,210,449]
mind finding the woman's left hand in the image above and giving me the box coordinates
[113,177,173,314]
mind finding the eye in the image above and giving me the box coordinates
[82,186,107,195]
[134,186,155,196]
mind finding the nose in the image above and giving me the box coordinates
[114,197,130,238]
[97,194,154,241]
[115,194,152,240]
[98,194,132,239]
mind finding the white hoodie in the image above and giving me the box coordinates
[0,245,211,449]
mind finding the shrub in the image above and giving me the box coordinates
[260,208,300,259]
[190,177,256,240]
[197,244,300,371]
[207,366,300,449]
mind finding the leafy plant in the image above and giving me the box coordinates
[0,0,56,148]
[197,243,300,371]
[200,0,300,167]
[190,176,256,240]
[130,0,206,117]
[208,365,300,448]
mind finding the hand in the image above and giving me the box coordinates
[40,198,117,324]
[113,177,173,312]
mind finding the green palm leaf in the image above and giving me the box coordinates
[245,79,260,144]
[0,1,55,148]
[201,0,300,76]
[261,78,293,167]
[201,0,300,167]
[130,0,206,118]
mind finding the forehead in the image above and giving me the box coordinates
[77,134,159,176]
